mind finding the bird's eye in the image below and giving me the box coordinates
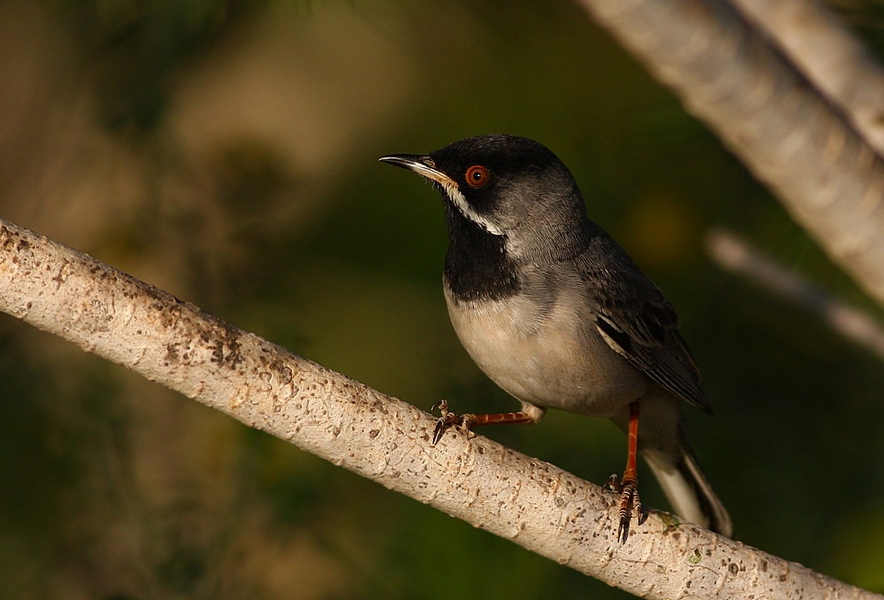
[464,165,491,189]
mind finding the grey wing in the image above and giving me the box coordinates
[595,299,709,411]
[579,244,710,411]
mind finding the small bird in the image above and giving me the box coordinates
[379,134,732,542]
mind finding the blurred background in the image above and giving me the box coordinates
[1,0,883,598]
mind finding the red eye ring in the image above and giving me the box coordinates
[464,165,491,189]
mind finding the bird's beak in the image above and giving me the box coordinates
[378,154,455,187]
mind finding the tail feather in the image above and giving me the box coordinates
[612,392,732,536]
[643,446,733,537]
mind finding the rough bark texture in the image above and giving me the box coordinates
[0,220,878,599]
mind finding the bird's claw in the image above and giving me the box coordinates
[605,474,643,543]
[431,400,476,445]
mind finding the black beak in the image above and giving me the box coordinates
[379,154,455,187]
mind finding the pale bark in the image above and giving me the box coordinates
[573,0,884,309]
[0,221,877,600]
[731,0,884,154]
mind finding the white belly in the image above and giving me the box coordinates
[445,289,650,417]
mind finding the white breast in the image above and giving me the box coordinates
[445,286,651,417]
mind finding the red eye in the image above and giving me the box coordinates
[464,165,491,189]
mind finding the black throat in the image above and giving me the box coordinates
[442,200,520,303]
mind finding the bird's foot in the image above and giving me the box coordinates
[604,473,643,543]
[430,400,477,445]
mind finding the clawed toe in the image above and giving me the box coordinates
[605,474,642,543]
[431,400,476,445]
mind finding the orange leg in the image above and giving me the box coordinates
[431,400,536,444]
[605,401,642,543]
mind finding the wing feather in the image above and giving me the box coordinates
[577,238,710,412]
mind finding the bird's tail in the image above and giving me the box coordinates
[642,443,733,538]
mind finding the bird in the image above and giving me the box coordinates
[379,134,732,542]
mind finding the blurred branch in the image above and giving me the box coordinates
[706,228,884,359]
[731,0,884,154]
[573,0,884,309]
[0,223,879,600]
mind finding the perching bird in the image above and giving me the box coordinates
[379,134,732,542]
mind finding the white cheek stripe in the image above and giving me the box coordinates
[440,180,505,237]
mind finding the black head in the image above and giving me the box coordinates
[380,134,591,262]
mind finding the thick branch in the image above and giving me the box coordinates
[573,0,884,308]
[731,0,884,154]
[0,223,877,600]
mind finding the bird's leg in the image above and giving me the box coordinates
[431,400,538,445]
[604,401,642,543]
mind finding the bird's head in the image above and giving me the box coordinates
[380,134,590,261]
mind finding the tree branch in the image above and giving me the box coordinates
[730,0,884,154]
[573,0,884,308]
[0,221,877,600]
[706,228,884,360]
